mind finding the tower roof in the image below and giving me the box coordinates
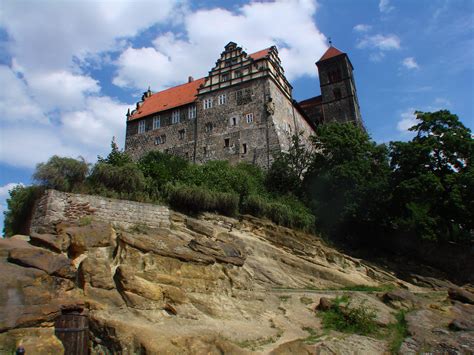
[317,46,345,62]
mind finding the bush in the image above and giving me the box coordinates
[242,194,315,232]
[168,185,238,216]
[319,296,378,336]
[3,185,44,237]
[33,155,89,192]
[87,162,149,201]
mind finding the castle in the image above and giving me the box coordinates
[124,41,362,169]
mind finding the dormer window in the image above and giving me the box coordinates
[138,120,146,134]
[234,70,242,78]
[221,73,230,82]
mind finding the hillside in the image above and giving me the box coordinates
[1,191,473,354]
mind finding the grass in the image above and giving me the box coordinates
[236,330,283,350]
[300,296,313,305]
[318,295,378,336]
[301,327,326,344]
[128,223,150,234]
[78,215,93,226]
[279,295,291,302]
[388,310,409,354]
[341,284,396,292]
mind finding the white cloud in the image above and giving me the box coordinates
[113,0,328,91]
[379,0,395,13]
[353,24,372,32]
[0,183,24,199]
[357,34,401,51]
[369,52,386,62]
[402,57,419,70]
[397,109,418,132]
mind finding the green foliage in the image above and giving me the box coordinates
[389,110,473,242]
[265,132,312,197]
[97,139,132,167]
[241,194,315,232]
[167,185,239,216]
[341,284,395,292]
[319,296,378,336]
[388,310,409,354]
[304,123,390,236]
[87,162,148,201]
[3,185,44,237]
[300,296,313,305]
[138,150,189,194]
[33,155,89,192]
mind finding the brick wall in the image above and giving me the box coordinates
[30,190,170,233]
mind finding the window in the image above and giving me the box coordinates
[242,143,247,154]
[152,116,160,130]
[155,135,166,145]
[188,105,196,119]
[179,129,185,140]
[333,88,342,100]
[203,98,213,109]
[138,120,146,133]
[218,94,227,105]
[234,70,242,78]
[171,110,180,124]
[205,122,213,133]
[224,60,231,67]
[221,73,229,81]
[203,146,208,157]
[246,113,254,123]
[231,117,237,126]
[224,138,230,148]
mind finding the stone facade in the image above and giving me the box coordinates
[30,190,170,233]
[124,42,315,169]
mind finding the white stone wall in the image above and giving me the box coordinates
[31,190,170,233]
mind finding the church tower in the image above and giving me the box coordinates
[316,44,363,126]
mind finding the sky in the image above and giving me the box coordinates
[0,0,473,230]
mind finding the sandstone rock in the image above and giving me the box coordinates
[79,256,115,290]
[58,221,115,257]
[114,266,163,308]
[270,339,315,354]
[411,275,457,290]
[8,248,75,279]
[313,334,387,354]
[316,297,333,311]
[29,232,69,252]
[450,302,474,331]
[186,217,215,238]
[119,230,215,264]
[0,327,64,355]
[382,289,419,309]
[164,303,177,315]
[448,286,474,304]
[188,238,245,266]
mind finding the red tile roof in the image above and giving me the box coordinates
[129,48,272,121]
[317,46,345,62]
[249,48,271,60]
[129,78,206,120]
[299,95,322,108]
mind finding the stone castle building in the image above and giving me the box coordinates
[125,41,362,169]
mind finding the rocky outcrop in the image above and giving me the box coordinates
[1,192,473,354]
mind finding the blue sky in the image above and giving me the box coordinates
[0,0,473,231]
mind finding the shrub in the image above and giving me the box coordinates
[138,151,189,191]
[33,155,89,192]
[87,162,148,200]
[3,185,44,237]
[319,296,378,336]
[168,185,238,216]
[241,195,268,217]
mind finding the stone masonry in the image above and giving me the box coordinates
[30,190,170,233]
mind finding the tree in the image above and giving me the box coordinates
[389,110,473,242]
[97,138,132,167]
[266,132,313,197]
[304,122,390,238]
[33,155,89,192]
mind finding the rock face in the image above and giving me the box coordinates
[1,195,473,354]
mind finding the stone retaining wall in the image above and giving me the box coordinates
[31,190,170,233]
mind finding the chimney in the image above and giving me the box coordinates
[188,76,194,83]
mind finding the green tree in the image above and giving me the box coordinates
[3,185,44,236]
[389,110,473,242]
[33,155,89,192]
[97,138,132,167]
[304,123,390,238]
[266,132,313,197]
